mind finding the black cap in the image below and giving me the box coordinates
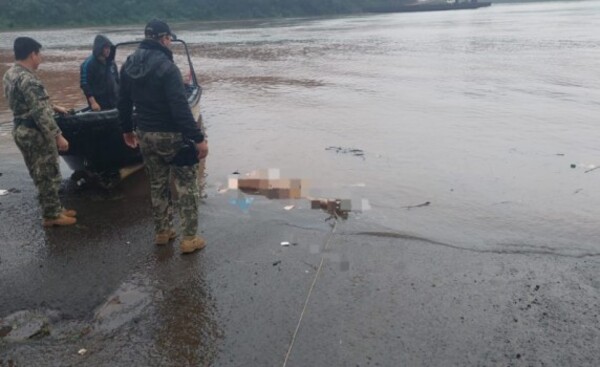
[144,19,176,40]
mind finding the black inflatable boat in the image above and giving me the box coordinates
[55,39,202,188]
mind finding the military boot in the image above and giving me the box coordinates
[155,229,177,245]
[62,209,77,217]
[180,236,206,254]
[43,214,77,227]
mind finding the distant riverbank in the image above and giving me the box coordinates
[0,0,370,31]
[1,0,576,32]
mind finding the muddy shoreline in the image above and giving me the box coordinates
[1,132,600,365]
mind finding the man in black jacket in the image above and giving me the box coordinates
[80,35,119,110]
[118,19,209,254]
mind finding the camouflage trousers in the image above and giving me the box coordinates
[12,125,63,219]
[138,131,200,237]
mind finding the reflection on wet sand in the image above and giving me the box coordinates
[150,157,220,366]
[151,253,222,366]
[43,169,154,254]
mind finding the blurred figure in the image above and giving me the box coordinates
[118,19,209,254]
[80,35,119,111]
[2,37,77,227]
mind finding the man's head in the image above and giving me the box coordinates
[92,35,114,62]
[144,19,176,48]
[14,37,42,70]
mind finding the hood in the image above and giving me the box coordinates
[93,34,115,61]
[123,39,173,81]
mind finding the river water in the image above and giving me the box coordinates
[1,0,599,255]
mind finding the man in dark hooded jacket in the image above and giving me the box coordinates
[80,35,119,110]
[118,19,209,254]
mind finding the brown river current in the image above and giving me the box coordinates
[1,1,600,255]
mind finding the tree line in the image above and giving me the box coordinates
[0,0,413,30]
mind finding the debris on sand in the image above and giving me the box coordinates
[403,201,431,210]
[570,163,600,173]
[325,146,365,158]
[0,188,21,196]
[310,198,370,219]
[0,310,51,341]
[310,198,351,219]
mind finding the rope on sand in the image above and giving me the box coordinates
[282,220,339,367]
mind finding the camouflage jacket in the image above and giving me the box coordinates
[2,64,61,138]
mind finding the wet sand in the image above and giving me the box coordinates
[1,134,600,365]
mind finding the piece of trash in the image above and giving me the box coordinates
[281,241,290,246]
[232,171,240,175]
[126,241,131,245]
[0,190,8,196]
[78,348,87,355]
[284,205,294,211]
[404,201,431,210]
[217,188,228,194]
[310,198,351,219]
[325,146,365,158]
[272,260,281,266]
[76,178,86,187]
[570,164,576,168]
[229,195,254,212]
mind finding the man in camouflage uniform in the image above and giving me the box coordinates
[2,37,77,227]
[118,20,209,254]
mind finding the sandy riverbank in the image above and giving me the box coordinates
[1,133,599,366]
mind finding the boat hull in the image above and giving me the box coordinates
[57,109,143,171]
[56,85,202,188]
